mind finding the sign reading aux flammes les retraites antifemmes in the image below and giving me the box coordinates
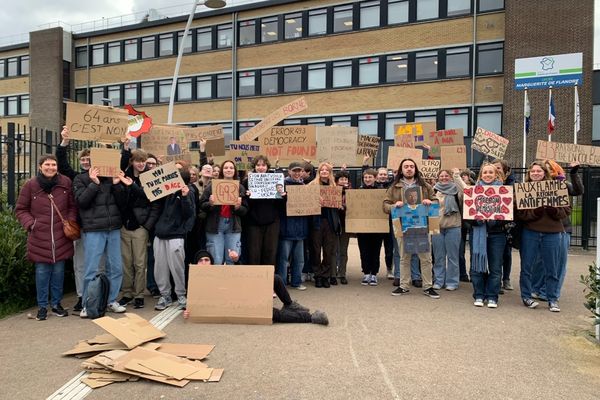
[513,180,569,210]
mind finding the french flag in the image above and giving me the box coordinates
[548,90,556,134]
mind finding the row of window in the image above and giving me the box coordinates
[76,42,503,105]
[74,0,504,68]
[0,55,29,79]
[0,94,29,116]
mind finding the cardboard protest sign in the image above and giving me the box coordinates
[355,134,380,165]
[258,125,316,164]
[184,125,225,156]
[211,179,240,205]
[513,180,569,210]
[536,140,600,166]
[285,184,320,216]
[463,185,514,220]
[320,186,343,209]
[66,102,129,142]
[187,265,273,325]
[248,173,285,199]
[471,127,509,159]
[227,141,261,171]
[426,128,464,157]
[440,145,467,170]
[386,146,423,170]
[345,189,389,233]
[240,97,308,141]
[142,124,188,157]
[139,161,186,201]
[391,204,440,238]
[316,126,358,166]
[421,159,441,179]
[90,147,121,177]
[394,122,437,147]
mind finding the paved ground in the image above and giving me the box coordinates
[1,240,599,400]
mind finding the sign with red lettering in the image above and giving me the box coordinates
[212,179,240,205]
[258,125,317,164]
[394,122,437,147]
[426,128,464,157]
[240,97,308,141]
[90,147,121,177]
[320,186,343,209]
[139,162,186,202]
[463,185,514,221]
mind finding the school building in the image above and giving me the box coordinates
[0,0,596,168]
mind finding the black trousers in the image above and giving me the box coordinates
[357,233,383,275]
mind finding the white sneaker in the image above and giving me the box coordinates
[177,295,187,310]
[369,275,378,286]
[473,298,484,307]
[80,308,88,318]
[487,299,498,308]
[361,274,371,285]
[386,271,394,279]
[291,285,307,291]
[432,283,442,290]
[108,301,126,313]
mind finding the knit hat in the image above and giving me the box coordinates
[193,250,214,265]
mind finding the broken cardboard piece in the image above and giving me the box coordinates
[93,313,166,349]
[154,343,215,360]
[63,334,128,356]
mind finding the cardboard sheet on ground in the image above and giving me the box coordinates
[211,179,240,205]
[387,147,423,170]
[227,141,261,171]
[240,96,308,141]
[535,140,600,166]
[471,127,509,159]
[92,313,166,349]
[90,147,121,177]
[187,265,274,325]
[153,343,215,360]
[138,162,185,202]
[248,173,285,199]
[285,184,320,216]
[513,180,569,210]
[316,126,358,166]
[463,185,514,220]
[426,128,464,157]
[63,334,128,356]
[420,159,441,179]
[440,145,466,170]
[320,186,343,209]
[259,125,317,164]
[66,102,129,142]
[394,122,437,148]
[345,189,389,233]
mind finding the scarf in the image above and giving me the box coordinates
[433,182,458,216]
[36,173,59,194]
[471,179,502,273]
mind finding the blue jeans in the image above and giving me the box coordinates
[432,227,461,289]
[519,228,561,302]
[276,239,304,287]
[206,217,241,265]
[470,233,506,302]
[531,232,570,299]
[393,237,421,280]
[82,229,123,305]
[35,261,65,308]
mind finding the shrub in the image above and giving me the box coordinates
[580,262,600,326]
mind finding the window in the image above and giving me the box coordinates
[359,114,378,135]
[307,117,326,126]
[261,17,279,42]
[309,8,327,36]
[158,80,172,103]
[7,58,18,76]
[360,1,380,29]
[261,68,278,94]
[308,63,326,90]
[177,78,192,101]
[333,60,352,87]
[108,85,121,106]
[197,27,212,51]
[477,42,503,74]
[20,56,29,75]
[217,74,232,98]
[217,24,233,48]
[479,0,504,12]
[415,110,436,123]
[0,60,5,77]
[91,87,104,105]
[177,31,192,53]
[333,5,353,32]
[331,115,352,126]
[0,98,4,116]
[239,20,256,45]
[417,0,439,20]
[285,13,303,39]
[445,108,469,136]
[91,45,104,66]
[75,89,87,103]
[197,76,212,99]
[75,47,88,68]
[159,33,174,56]
[20,95,29,114]
[415,51,438,80]
[124,39,138,61]
[446,47,470,77]
[238,121,256,137]
[388,0,409,24]
[141,82,155,104]
[476,106,502,135]
[448,0,471,16]
[283,66,302,93]
[386,54,408,82]
[283,119,302,125]
[238,71,255,96]
[359,57,379,85]
[108,42,121,63]
[7,96,17,115]
[385,112,407,140]
[141,36,156,59]
[124,84,137,104]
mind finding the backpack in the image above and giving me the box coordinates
[85,273,110,319]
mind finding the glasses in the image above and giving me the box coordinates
[146,161,157,166]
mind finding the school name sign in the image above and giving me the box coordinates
[514,53,582,90]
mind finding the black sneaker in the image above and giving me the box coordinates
[391,287,409,296]
[73,297,83,312]
[340,277,348,285]
[315,277,323,288]
[134,298,145,309]
[118,296,133,306]
[51,304,68,317]
[36,307,47,321]
[423,288,440,299]
[322,278,331,288]
[329,277,338,286]
[150,288,161,299]
[310,310,329,326]
[412,279,423,288]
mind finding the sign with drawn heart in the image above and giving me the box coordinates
[463,185,513,221]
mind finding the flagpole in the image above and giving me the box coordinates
[548,87,552,142]
[523,89,527,169]
[574,86,579,144]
